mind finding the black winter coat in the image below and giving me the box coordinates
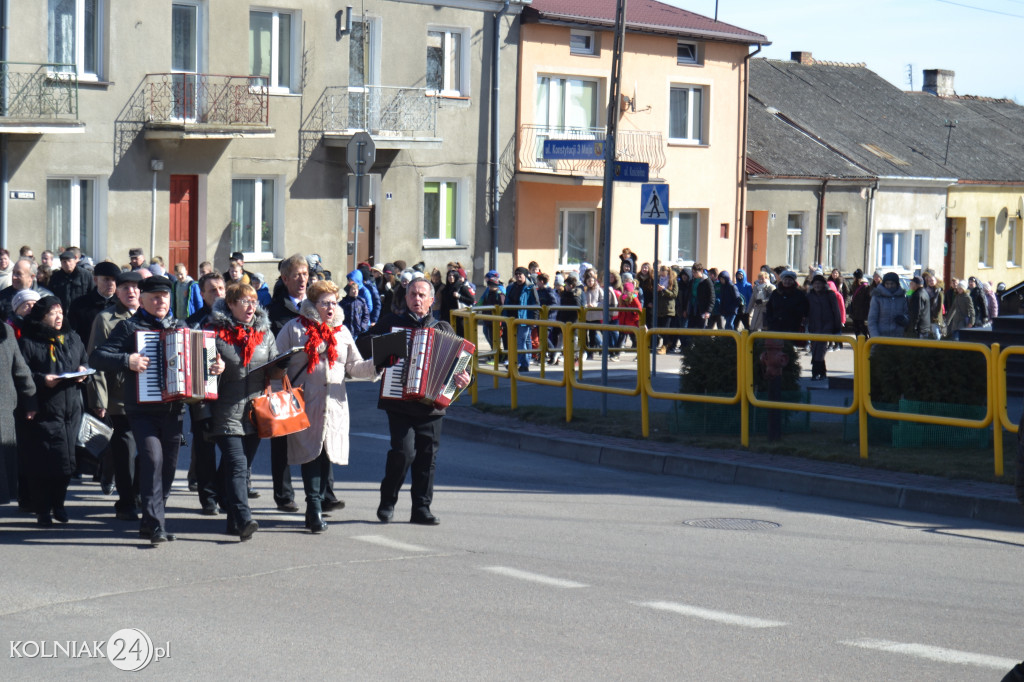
[68,288,114,344]
[766,285,810,332]
[49,266,93,311]
[18,321,88,477]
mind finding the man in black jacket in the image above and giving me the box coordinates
[49,249,94,311]
[68,261,120,346]
[688,263,715,329]
[367,279,471,525]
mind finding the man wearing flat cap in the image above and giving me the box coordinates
[128,248,146,271]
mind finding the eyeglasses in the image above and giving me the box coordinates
[237,299,258,308]
[316,299,337,307]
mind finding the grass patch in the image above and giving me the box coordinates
[472,402,1015,486]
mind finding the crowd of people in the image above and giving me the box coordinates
[0,245,469,543]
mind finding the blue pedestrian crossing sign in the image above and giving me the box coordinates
[640,183,669,225]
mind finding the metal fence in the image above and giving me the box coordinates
[143,73,269,126]
[0,62,78,119]
[308,85,437,137]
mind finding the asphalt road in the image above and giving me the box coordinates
[1,380,1023,680]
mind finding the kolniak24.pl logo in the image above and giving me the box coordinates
[11,629,170,671]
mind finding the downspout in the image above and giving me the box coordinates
[150,170,158,258]
[490,0,510,271]
[736,43,762,272]
[815,178,828,267]
[1,0,9,249]
[864,181,877,273]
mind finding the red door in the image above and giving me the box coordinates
[169,175,199,275]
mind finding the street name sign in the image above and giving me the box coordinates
[613,161,649,183]
[542,139,604,160]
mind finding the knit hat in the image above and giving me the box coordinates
[853,268,863,279]
[485,269,499,281]
[26,295,61,322]
[621,272,634,282]
[882,272,900,286]
[780,270,797,281]
[514,266,530,277]
[873,269,883,279]
[400,270,414,284]
[11,288,41,313]
[554,274,564,286]
[383,263,397,275]
[811,274,827,284]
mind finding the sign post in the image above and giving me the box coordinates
[640,183,669,376]
[346,132,376,272]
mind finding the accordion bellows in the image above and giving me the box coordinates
[135,329,219,403]
[380,327,475,409]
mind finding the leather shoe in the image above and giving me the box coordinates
[376,505,394,523]
[101,481,114,495]
[305,511,328,533]
[37,514,53,527]
[239,520,259,542]
[53,508,69,524]
[140,527,176,542]
[247,489,261,499]
[115,509,139,521]
[322,499,345,512]
[276,500,300,513]
[410,512,440,526]
[199,504,220,516]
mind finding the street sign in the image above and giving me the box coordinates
[542,138,604,160]
[612,161,649,183]
[640,183,669,225]
[346,131,375,174]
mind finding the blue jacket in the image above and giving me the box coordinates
[717,271,742,318]
[734,269,753,307]
[340,295,370,337]
[347,269,375,320]
[504,281,540,319]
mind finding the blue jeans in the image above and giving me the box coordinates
[516,322,533,368]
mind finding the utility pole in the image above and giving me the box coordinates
[598,0,627,416]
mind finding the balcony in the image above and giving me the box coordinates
[512,124,666,183]
[140,73,273,140]
[0,62,84,134]
[301,85,441,167]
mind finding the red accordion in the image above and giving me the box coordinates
[380,327,474,408]
[136,329,219,403]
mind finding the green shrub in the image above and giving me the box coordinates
[678,336,800,394]
[869,346,986,405]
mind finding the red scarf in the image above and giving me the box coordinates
[300,316,338,374]
[217,324,265,367]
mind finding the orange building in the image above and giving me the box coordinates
[512,0,767,274]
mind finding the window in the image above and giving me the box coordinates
[1009,218,1020,266]
[677,41,699,65]
[570,30,595,56]
[878,231,904,268]
[786,213,804,269]
[536,76,599,132]
[824,213,844,270]
[423,180,459,245]
[249,9,295,91]
[348,17,379,129]
[47,177,97,252]
[231,178,276,255]
[557,209,596,266]
[979,217,991,267]
[427,29,465,96]
[670,211,698,262]
[669,85,704,144]
[48,0,102,79]
[913,233,926,268]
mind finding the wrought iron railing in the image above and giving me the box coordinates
[0,62,78,119]
[515,124,666,178]
[306,85,437,136]
[142,73,269,126]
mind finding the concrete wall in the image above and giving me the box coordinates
[947,185,1024,285]
[871,181,949,276]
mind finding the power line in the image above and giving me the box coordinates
[933,0,1024,18]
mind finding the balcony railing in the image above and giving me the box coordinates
[515,124,666,179]
[307,85,437,137]
[0,62,78,119]
[143,73,269,126]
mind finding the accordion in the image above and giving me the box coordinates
[380,327,475,409]
[135,329,219,403]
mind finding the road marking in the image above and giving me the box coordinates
[842,638,1018,670]
[480,566,588,589]
[351,535,430,553]
[638,601,786,629]
[352,432,391,441]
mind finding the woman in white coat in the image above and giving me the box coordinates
[277,280,379,533]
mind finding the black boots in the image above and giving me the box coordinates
[305,509,327,533]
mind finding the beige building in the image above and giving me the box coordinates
[0,0,526,281]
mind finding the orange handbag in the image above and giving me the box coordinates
[250,375,311,438]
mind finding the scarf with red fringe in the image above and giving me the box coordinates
[300,316,338,374]
[217,323,264,367]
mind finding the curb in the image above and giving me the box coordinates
[445,416,1024,529]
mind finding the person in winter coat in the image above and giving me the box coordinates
[0,314,36,507]
[766,270,809,333]
[688,263,715,329]
[653,266,678,353]
[504,266,541,371]
[340,279,370,339]
[347,268,376,323]
[944,281,975,340]
[17,296,89,526]
[968,276,989,327]
[438,269,475,337]
[207,284,281,541]
[806,275,843,380]
[716,271,742,332]
[828,268,850,305]
[618,280,643,351]
[905,276,932,339]
[923,270,945,339]
[637,262,655,329]
[49,249,93,311]
[982,281,999,322]
[748,271,774,331]
[848,269,872,338]
[826,279,847,350]
[868,272,910,338]
[357,263,382,324]
[171,263,203,320]
[477,270,506,357]
[675,268,692,331]
[276,279,381,533]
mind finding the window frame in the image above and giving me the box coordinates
[979,217,992,268]
[877,231,905,269]
[668,83,706,145]
[1009,217,1020,267]
[676,40,701,66]
[249,7,299,94]
[48,0,103,81]
[824,212,844,270]
[669,209,699,264]
[46,175,103,255]
[422,178,461,247]
[786,212,805,270]
[426,26,469,97]
[570,30,596,56]
[556,207,598,268]
[230,176,282,259]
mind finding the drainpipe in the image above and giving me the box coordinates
[736,43,762,272]
[1,0,9,249]
[150,169,158,257]
[864,181,877,273]
[815,178,828,267]
[490,0,509,271]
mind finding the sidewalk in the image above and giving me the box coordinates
[449,341,1024,529]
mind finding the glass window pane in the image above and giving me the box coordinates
[48,0,75,72]
[443,182,457,240]
[47,179,72,250]
[676,212,696,261]
[670,88,688,139]
[231,180,255,253]
[566,79,596,129]
[565,211,593,264]
[172,4,197,72]
[249,11,272,81]
[426,31,443,91]
[84,0,98,75]
[691,87,703,141]
[423,181,440,240]
[350,21,366,88]
[278,13,291,88]
[79,179,94,250]
[449,33,461,92]
[260,180,274,253]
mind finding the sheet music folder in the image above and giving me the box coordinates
[355,331,409,365]
[247,346,305,374]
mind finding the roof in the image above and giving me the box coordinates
[747,57,1024,183]
[524,0,768,45]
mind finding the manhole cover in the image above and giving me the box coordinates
[683,518,780,531]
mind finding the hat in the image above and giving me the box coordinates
[621,272,634,282]
[230,251,245,261]
[457,267,467,280]
[485,269,499,280]
[383,263,397,275]
[26,295,62,323]
[393,260,407,271]
[140,275,173,294]
[781,270,797,281]
[554,274,564,286]
[514,266,530,277]
[853,268,863,279]
[11,288,41,313]
[812,274,827,284]
[623,281,635,292]
[58,249,76,260]
[910,276,923,286]
[882,272,900,286]
[93,261,120,279]
[129,248,144,258]
[148,263,165,277]
[116,270,143,286]
[873,268,883,279]
[400,270,414,284]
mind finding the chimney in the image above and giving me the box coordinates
[922,69,955,97]
[791,51,813,66]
